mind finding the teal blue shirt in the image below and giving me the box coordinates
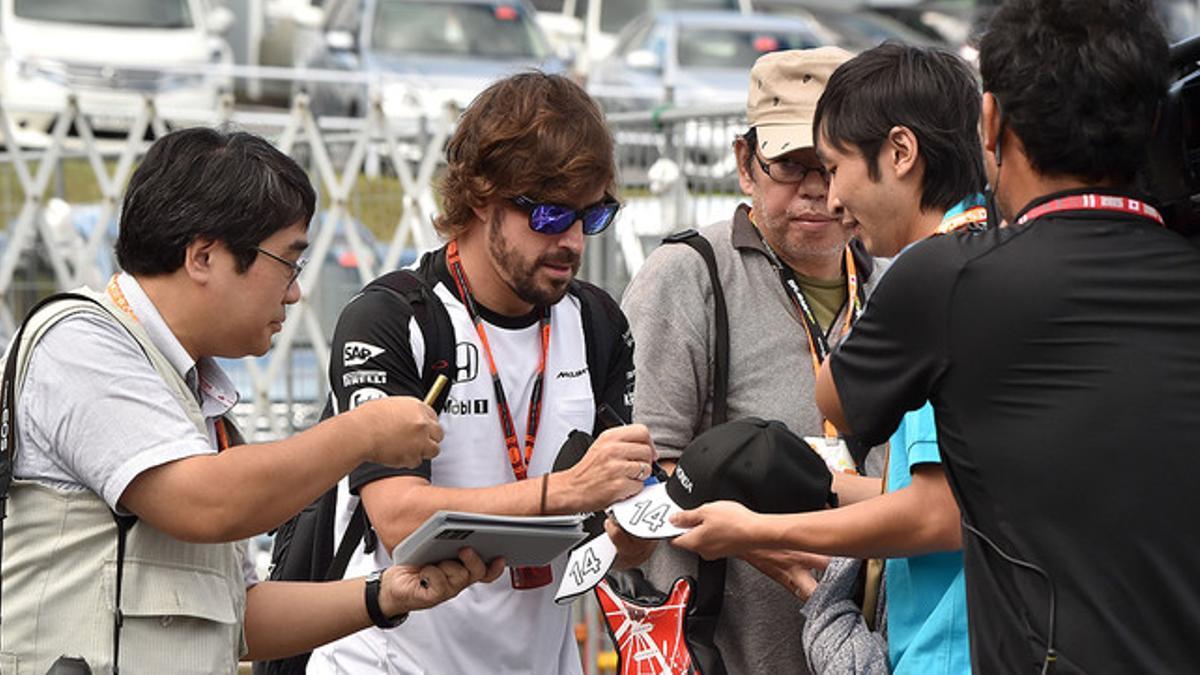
[884,402,971,674]
[880,197,979,673]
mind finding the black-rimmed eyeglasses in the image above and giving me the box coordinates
[754,152,830,185]
[254,246,307,288]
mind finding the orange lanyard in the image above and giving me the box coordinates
[445,241,550,481]
[936,206,989,233]
[748,214,863,438]
[106,276,231,451]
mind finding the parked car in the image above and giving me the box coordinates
[587,10,827,110]
[530,0,749,75]
[589,10,828,186]
[304,0,565,121]
[869,1,989,60]
[0,0,234,139]
[751,1,944,51]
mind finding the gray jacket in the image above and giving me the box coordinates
[621,205,888,674]
[801,557,890,674]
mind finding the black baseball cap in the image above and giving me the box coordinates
[611,417,836,539]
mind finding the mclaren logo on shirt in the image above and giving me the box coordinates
[343,341,385,368]
[349,387,387,409]
[556,367,589,379]
[455,342,479,383]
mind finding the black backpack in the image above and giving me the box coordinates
[255,263,630,675]
[254,269,456,675]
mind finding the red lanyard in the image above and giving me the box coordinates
[445,241,551,481]
[107,276,232,451]
[748,214,863,438]
[1016,194,1165,227]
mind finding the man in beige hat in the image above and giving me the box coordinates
[621,47,890,674]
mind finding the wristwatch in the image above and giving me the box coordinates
[364,569,408,629]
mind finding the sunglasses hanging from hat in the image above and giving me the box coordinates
[748,214,864,443]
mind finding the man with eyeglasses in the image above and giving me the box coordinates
[621,47,890,675]
[311,72,656,674]
[0,128,501,674]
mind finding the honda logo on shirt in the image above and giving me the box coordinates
[456,342,479,383]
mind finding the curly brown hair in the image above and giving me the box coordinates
[435,71,617,239]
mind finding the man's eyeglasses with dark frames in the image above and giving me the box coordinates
[754,152,830,185]
[510,195,621,236]
[255,246,307,289]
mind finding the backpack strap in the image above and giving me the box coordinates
[570,279,634,430]
[662,229,730,426]
[367,269,457,412]
[0,292,141,673]
[326,502,368,581]
[662,229,731,675]
[323,269,458,578]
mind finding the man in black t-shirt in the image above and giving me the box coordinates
[816,1,1200,671]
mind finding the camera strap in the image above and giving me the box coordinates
[0,290,143,674]
[0,293,106,632]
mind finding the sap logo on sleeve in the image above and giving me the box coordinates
[349,387,388,409]
[344,341,385,368]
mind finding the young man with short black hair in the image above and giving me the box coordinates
[672,42,986,675]
[0,128,498,674]
[311,72,656,674]
[623,47,897,674]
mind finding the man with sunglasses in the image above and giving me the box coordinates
[621,47,890,674]
[312,72,656,674]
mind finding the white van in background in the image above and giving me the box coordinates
[0,0,234,139]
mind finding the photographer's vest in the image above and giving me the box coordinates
[0,289,247,675]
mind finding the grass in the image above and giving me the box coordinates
[0,157,414,242]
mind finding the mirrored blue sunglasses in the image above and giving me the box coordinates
[511,195,621,236]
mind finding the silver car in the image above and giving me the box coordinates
[587,10,826,111]
[304,0,565,120]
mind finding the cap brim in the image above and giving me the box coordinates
[756,123,814,159]
[609,482,691,539]
[554,533,618,604]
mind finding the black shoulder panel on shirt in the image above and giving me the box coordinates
[570,279,635,428]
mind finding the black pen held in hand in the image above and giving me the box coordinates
[596,404,668,483]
